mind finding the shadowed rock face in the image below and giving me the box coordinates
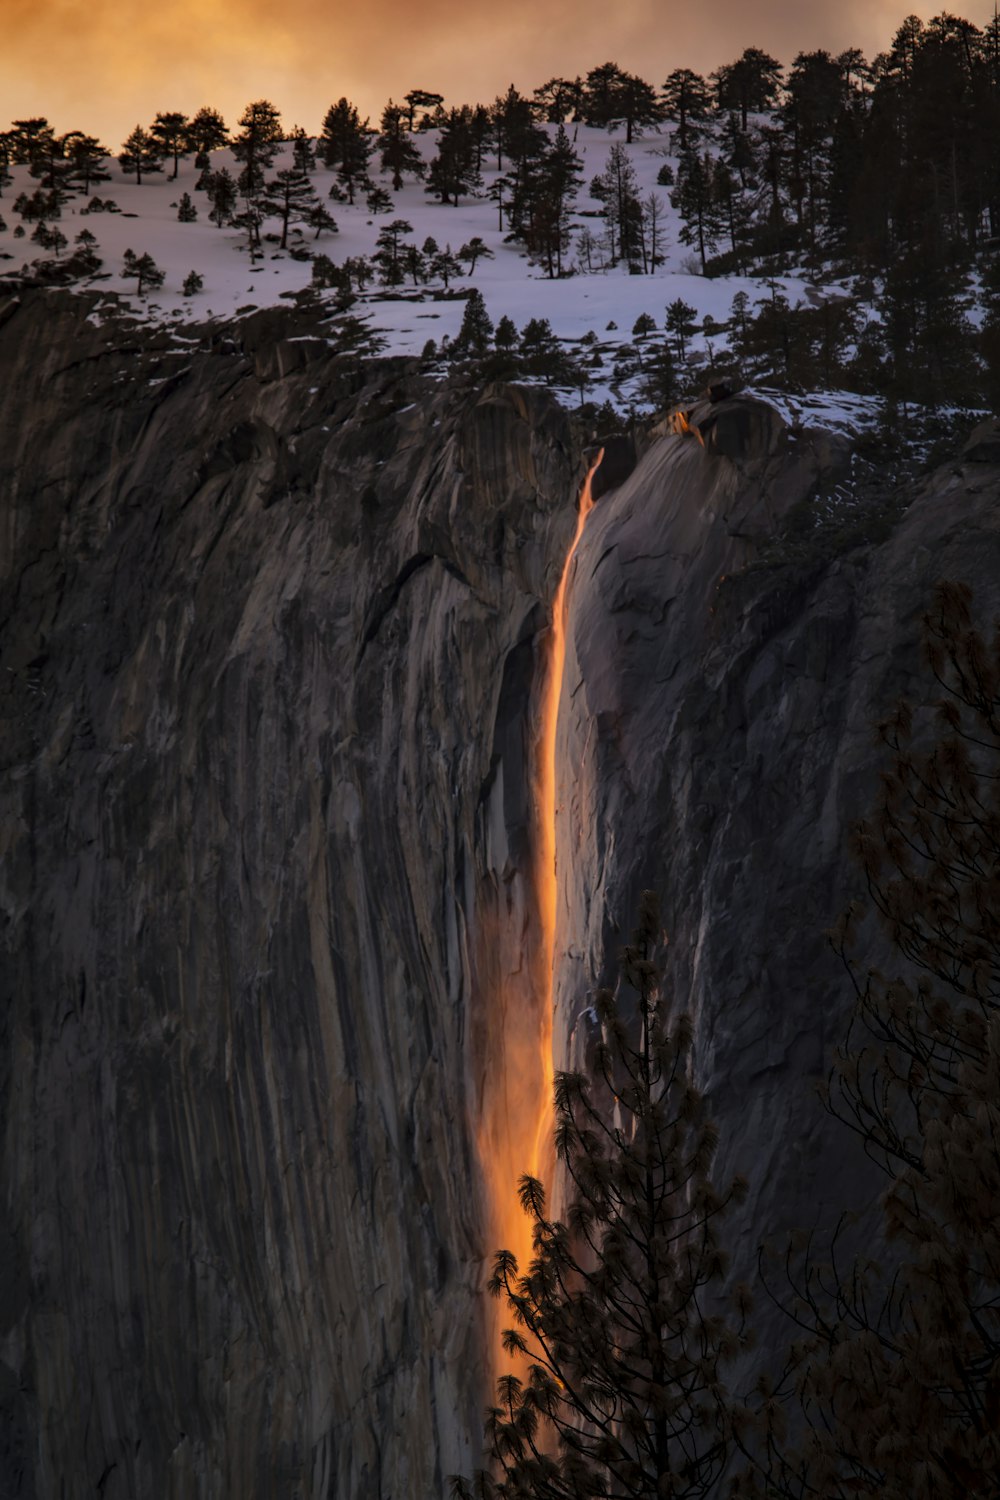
[2,289,1000,1497]
[0,294,583,1499]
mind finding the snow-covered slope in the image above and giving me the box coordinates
[0,123,863,415]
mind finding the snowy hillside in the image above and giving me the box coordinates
[0,121,871,417]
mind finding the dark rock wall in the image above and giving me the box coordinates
[2,289,1000,1496]
[0,294,580,1499]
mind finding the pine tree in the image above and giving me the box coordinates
[320,98,373,205]
[454,287,493,353]
[118,125,162,185]
[429,243,463,288]
[665,298,699,362]
[61,132,111,195]
[205,168,237,227]
[453,893,750,1500]
[121,248,165,295]
[366,185,393,214]
[491,85,545,173]
[426,107,482,206]
[69,228,101,275]
[377,101,426,190]
[290,126,316,174]
[262,167,318,248]
[177,191,197,222]
[232,100,283,254]
[638,340,678,409]
[747,583,1000,1500]
[980,254,1000,413]
[671,150,721,273]
[531,77,584,123]
[28,130,74,197]
[307,202,338,239]
[494,314,518,350]
[403,89,444,130]
[512,125,582,278]
[457,236,494,273]
[617,72,662,143]
[8,118,55,170]
[880,244,978,406]
[712,47,784,131]
[661,69,712,152]
[372,217,413,285]
[150,111,190,178]
[582,60,630,128]
[185,107,229,156]
[182,270,203,295]
[591,142,643,267]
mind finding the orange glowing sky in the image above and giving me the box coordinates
[2,0,995,147]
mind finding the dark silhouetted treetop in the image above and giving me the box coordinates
[426,107,482,206]
[490,85,544,174]
[403,89,444,130]
[454,286,493,353]
[62,133,111,194]
[320,98,373,205]
[150,111,189,178]
[712,47,784,129]
[118,126,162,184]
[532,77,584,123]
[660,69,712,152]
[377,101,426,190]
[289,126,316,175]
[185,106,229,156]
[7,118,55,169]
[581,63,661,141]
[232,99,282,201]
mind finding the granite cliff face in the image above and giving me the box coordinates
[2,289,999,1498]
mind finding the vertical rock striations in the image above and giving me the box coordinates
[553,399,1000,1361]
[4,286,1000,1497]
[0,292,581,1498]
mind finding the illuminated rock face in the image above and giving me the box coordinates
[3,289,1000,1499]
[554,402,1000,1386]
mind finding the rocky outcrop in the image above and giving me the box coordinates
[2,287,1000,1497]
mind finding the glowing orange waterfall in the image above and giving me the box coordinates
[529,451,602,1189]
[476,452,603,1376]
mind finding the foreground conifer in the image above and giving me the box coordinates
[454,892,751,1500]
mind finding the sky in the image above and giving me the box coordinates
[2,0,995,147]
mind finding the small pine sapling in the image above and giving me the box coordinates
[182,270,204,295]
[121,248,165,295]
[177,192,197,222]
